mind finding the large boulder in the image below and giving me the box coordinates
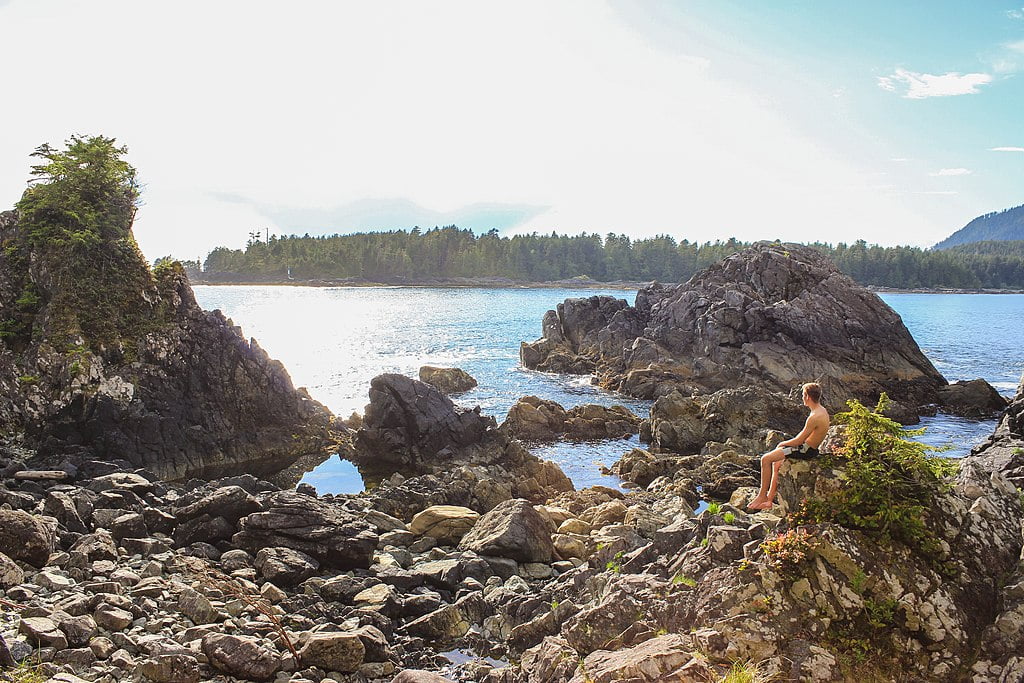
[232,491,378,569]
[458,498,556,563]
[0,509,54,568]
[418,366,478,394]
[522,243,949,418]
[937,379,1008,418]
[0,205,337,481]
[409,506,480,544]
[353,374,495,474]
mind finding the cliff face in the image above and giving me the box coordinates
[522,243,949,415]
[0,208,336,481]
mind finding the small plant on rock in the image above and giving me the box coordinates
[707,502,722,515]
[723,511,736,524]
[791,394,957,572]
[671,573,697,587]
[718,658,778,683]
[760,528,817,575]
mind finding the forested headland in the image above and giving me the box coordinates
[185,227,1024,290]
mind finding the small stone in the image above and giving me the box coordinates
[178,588,218,625]
[409,506,480,544]
[260,582,287,603]
[90,636,117,659]
[53,612,98,647]
[36,570,77,592]
[138,653,202,683]
[0,551,25,588]
[94,603,135,631]
[53,647,97,668]
[255,547,319,587]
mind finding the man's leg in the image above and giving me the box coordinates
[748,448,786,510]
[765,459,784,504]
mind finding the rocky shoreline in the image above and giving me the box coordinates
[1,371,1023,682]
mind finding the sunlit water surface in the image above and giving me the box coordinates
[192,287,1024,493]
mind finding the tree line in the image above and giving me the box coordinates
[188,227,1024,289]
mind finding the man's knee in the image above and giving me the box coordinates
[761,449,783,464]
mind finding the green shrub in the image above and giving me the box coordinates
[723,511,736,524]
[792,394,957,572]
[707,502,721,515]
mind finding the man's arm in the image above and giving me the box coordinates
[779,418,812,447]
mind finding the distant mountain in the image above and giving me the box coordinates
[934,204,1024,250]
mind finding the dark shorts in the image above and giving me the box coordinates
[782,444,819,460]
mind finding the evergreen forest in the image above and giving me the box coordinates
[190,227,1024,290]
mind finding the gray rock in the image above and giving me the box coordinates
[418,366,478,394]
[254,547,319,587]
[0,509,54,568]
[296,632,365,672]
[138,653,202,683]
[202,632,280,681]
[233,491,378,570]
[0,550,25,588]
[353,374,494,473]
[390,671,454,683]
[94,603,134,631]
[458,498,555,563]
[52,611,97,647]
[19,616,68,649]
[177,589,218,625]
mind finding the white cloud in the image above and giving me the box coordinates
[929,168,972,176]
[990,146,1024,152]
[1007,8,1024,19]
[890,157,910,162]
[877,69,992,98]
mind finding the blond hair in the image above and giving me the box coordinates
[802,382,822,403]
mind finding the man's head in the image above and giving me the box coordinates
[802,382,822,406]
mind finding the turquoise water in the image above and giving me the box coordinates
[192,287,1024,492]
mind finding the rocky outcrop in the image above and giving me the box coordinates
[354,374,494,474]
[352,375,574,511]
[971,374,1024,487]
[0,210,337,482]
[521,243,954,419]
[418,366,478,394]
[938,379,1009,418]
[458,499,556,563]
[646,386,805,455]
[500,397,640,442]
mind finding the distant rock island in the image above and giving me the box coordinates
[933,202,1024,249]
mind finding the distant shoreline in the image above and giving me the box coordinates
[189,277,1024,294]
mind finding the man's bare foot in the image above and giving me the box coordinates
[748,499,773,510]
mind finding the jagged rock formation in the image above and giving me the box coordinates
[522,243,955,418]
[972,374,1024,487]
[0,207,336,481]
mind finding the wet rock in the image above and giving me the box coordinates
[938,379,1008,418]
[0,509,54,567]
[233,491,378,569]
[418,366,478,394]
[202,632,281,681]
[458,499,555,563]
[500,397,640,442]
[297,631,365,673]
[409,506,480,544]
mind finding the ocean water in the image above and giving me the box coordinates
[192,286,1024,493]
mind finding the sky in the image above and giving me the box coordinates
[0,1,1021,262]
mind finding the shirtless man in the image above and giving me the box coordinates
[747,382,830,511]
